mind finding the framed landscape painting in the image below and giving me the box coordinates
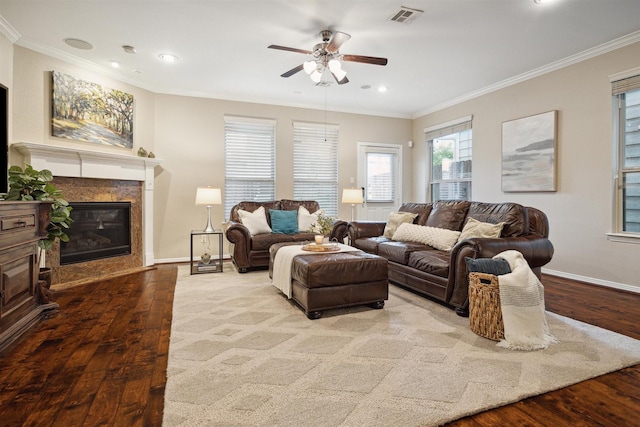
[501,110,557,192]
[51,71,134,149]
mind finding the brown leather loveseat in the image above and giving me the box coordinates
[225,199,342,273]
[347,200,554,316]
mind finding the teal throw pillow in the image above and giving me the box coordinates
[269,209,299,234]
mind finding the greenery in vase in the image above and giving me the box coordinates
[311,212,335,237]
[6,164,73,250]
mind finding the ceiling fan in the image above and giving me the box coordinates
[268,30,388,85]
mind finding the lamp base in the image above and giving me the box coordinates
[203,205,215,232]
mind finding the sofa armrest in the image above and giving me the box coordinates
[456,235,554,268]
[224,220,252,269]
[330,220,349,243]
[446,236,554,309]
[347,221,386,242]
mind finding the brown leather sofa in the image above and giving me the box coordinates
[225,200,343,273]
[347,200,554,316]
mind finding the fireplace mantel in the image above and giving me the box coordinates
[12,142,162,266]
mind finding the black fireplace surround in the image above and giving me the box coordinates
[60,202,131,265]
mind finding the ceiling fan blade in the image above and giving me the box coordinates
[281,64,304,78]
[268,45,313,55]
[326,31,351,53]
[331,71,349,85]
[342,54,388,66]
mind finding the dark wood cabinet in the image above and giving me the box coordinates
[0,201,56,353]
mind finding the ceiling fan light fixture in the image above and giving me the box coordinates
[310,69,323,83]
[328,59,342,73]
[303,60,316,75]
[333,68,347,81]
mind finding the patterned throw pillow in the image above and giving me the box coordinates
[238,206,272,236]
[392,222,461,251]
[382,211,419,238]
[458,217,504,242]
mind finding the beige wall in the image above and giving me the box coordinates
[413,41,640,290]
[7,46,413,262]
[152,94,413,260]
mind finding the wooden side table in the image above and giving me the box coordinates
[190,229,223,274]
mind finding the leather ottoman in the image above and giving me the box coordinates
[269,242,388,319]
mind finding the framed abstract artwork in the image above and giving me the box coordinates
[501,110,557,192]
[51,71,134,149]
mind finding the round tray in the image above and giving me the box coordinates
[301,243,341,252]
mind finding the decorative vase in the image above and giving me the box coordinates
[200,252,212,264]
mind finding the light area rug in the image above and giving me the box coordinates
[163,265,640,427]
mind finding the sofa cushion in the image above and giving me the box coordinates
[467,202,527,237]
[399,203,432,226]
[353,236,389,254]
[251,232,294,251]
[425,200,470,231]
[392,223,461,251]
[297,206,324,232]
[465,257,511,276]
[458,217,504,241]
[378,241,429,264]
[238,206,272,235]
[269,209,299,234]
[383,211,419,238]
[408,250,450,278]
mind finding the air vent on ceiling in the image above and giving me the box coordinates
[389,6,424,24]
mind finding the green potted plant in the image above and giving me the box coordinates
[311,212,336,239]
[4,164,73,287]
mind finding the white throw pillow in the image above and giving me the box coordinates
[298,206,324,232]
[458,217,504,242]
[382,211,418,238]
[238,206,272,236]
[392,222,461,251]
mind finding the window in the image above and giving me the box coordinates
[425,116,473,202]
[365,151,396,203]
[224,116,276,219]
[612,73,640,234]
[293,122,339,216]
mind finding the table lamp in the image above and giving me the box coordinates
[342,188,364,222]
[195,187,222,232]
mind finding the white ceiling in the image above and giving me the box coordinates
[1,0,640,118]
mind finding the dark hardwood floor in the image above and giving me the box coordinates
[0,264,638,426]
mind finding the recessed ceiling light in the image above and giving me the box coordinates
[533,0,554,3]
[360,85,371,90]
[122,45,136,54]
[63,38,93,50]
[158,53,179,63]
[378,86,388,93]
[109,60,120,68]
[132,69,143,74]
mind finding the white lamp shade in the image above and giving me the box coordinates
[342,188,363,204]
[310,69,323,83]
[328,59,342,73]
[195,187,222,205]
[303,60,317,75]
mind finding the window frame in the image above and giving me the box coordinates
[223,115,276,220]
[292,121,339,216]
[425,116,473,202]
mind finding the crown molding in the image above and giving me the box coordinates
[0,14,20,43]
[412,30,640,119]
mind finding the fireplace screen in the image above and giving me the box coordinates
[60,202,131,265]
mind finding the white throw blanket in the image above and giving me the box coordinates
[493,250,558,351]
[272,243,359,298]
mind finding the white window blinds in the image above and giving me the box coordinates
[224,116,276,219]
[293,122,339,216]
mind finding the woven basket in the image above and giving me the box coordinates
[468,272,505,341]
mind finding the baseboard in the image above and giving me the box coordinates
[155,254,232,265]
[542,268,640,295]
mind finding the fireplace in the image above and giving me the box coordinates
[61,202,132,265]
